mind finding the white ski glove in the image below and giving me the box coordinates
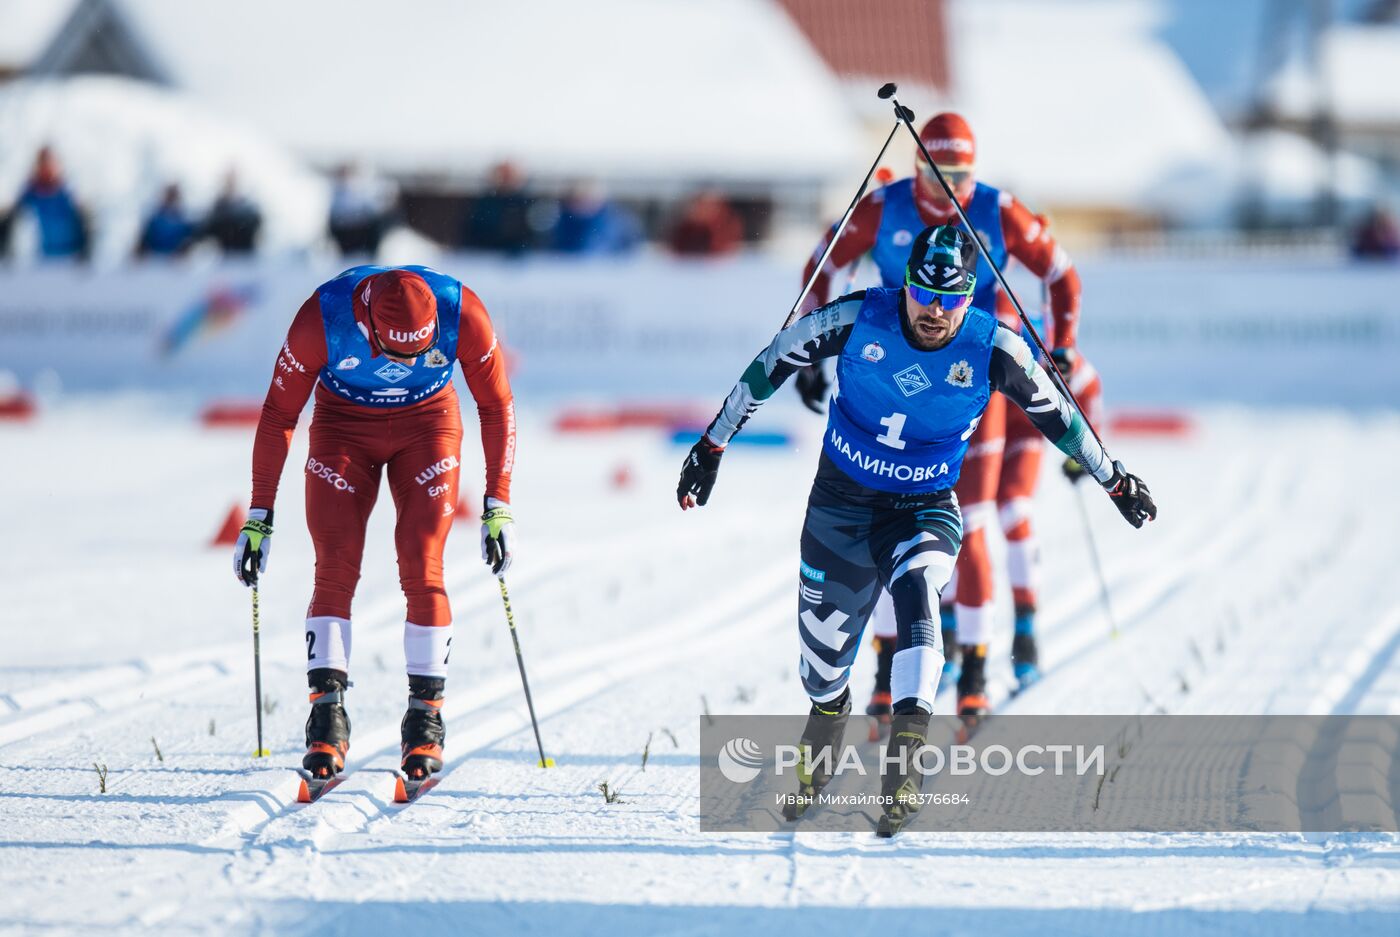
[233,508,273,586]
[480,498,515,576]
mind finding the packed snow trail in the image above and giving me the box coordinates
[1,401,1398,935]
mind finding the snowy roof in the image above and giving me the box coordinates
[0,0,73,70]
[14,0,863,184]
[941,0,1236,215]
[1269,25,1400,126]
[0,75,328,258]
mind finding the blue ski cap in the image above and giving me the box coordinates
[905,225,976,307]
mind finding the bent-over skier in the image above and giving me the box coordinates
[233,266,517,787]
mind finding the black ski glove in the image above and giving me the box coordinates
[677,437,725,509]
[1049,346,1078,377]
[793,363,830,414]
[1062,456,1088,485]
[1103,461,1156,528]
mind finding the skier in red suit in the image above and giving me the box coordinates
[233,266,517,783]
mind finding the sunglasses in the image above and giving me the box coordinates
[917,162,975,191]
[905,276,973,311]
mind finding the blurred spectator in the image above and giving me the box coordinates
[137,183,197,258]
[329,163,395,257]
[1350,206,1400,261]
[550,180,640,255]
[15,146,88,261]
[204,170,262,255]
[666,189,743,256]
[461,161,536,255]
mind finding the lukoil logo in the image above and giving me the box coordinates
[415,455,460,486]
[927,137,973,155]
[388,325,434,344]
[718,737,764,783]
[306,458,356,493]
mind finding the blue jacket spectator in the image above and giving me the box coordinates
[138,183,197,257]
[551,181,640,255]
[16,146,87,260]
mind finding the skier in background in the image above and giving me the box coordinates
[791,112,1102,725]
[232,266,517,784]
[677,225,1153,835]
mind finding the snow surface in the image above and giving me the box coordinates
[2,398,1399,934]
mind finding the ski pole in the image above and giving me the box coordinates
[880,83,1107,452]
[251,584,270,757]
[498,575,554,768]
[781,114,903,329]
[1071,483,1120,640]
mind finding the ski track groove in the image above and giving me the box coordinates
[0,518,722,755]
[198,554,798,857]
[998,445,1292,716]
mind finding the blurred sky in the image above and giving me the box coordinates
[1156,0,1376,114]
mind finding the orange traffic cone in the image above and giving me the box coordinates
[610,463,634,490]
[211,503,243,546]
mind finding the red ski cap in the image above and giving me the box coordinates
[357,270,438,357]
[919,112,976,171]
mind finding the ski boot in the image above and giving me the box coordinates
[400,675,447,781]
[866,637,895,741]
[782,689,851,821]
[303,668,351,779]
[1011,604,1041,694]
[876,710,932,838]
[955,644,990,744]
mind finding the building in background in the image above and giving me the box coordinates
[2,0,1396,258]
[3,0,862,254]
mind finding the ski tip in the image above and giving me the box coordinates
[296,779,311,803]
[393,775,408,803]
[253,748,272,758]
[539,757,556,768]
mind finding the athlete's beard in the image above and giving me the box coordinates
[902,291,964,351]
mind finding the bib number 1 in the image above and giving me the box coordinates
[877,410,982,450]
[876,412,908,450]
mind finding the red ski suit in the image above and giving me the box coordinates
[250,281,514,629]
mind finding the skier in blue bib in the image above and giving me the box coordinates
[677,225,1155,836]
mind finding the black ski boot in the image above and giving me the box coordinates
[782,689,852,821]
[865,637,895,741]
[956,644,990,743]
[303,668,351,779]
[876,709,932,838]
[400,675,446,780]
